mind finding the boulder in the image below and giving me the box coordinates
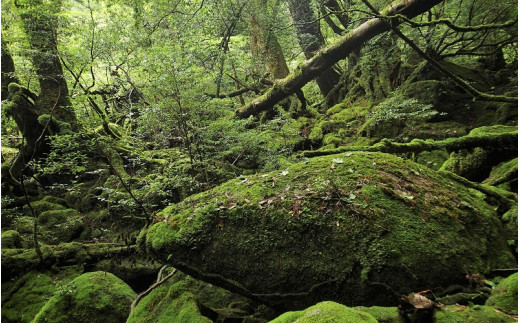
[485,273,518,315]
[140,152,516,309]
[33,271,136,323]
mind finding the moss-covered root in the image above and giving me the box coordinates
[485,273,518,315]
[33,271,136,323]
[270,301,377,322]
[300,125,517,158]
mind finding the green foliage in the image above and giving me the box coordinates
[485,273,518,314]
[41,132,97,176]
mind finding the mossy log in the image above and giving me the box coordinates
[236,0,443,118]
[300,127,517,158]
[139,152,515,310]
[1,242,136,281]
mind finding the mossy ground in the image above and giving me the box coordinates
[142,152,515,309]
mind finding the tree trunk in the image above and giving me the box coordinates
[18,1,78,128]
[287,0,341,104]
[1,39,18,100]
[248,0,290,80]
[236,0,444,118]
[5,1,79,181]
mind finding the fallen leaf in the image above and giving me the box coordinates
[332,158,344,164]
[215,216,224,229]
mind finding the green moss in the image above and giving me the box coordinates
[128,274,216,323]
[33,271,136,323]
[308,126,323,142]
[142,152,515,308]
[1,230,24,248]
[355,306,402,323]
[270,301,377,322]
[435,304,516,322]
[1,271,78,323]
[416,150,450,170]
[323,133,342,146]
[483,158,517,188]
[38,209,86,244]
[24,200,66,216]
[485,273,518,314]
[356,305,516,322]
[40,196,69,207]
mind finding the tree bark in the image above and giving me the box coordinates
[4,1,79,182]
[287,0,341,103]
[248,0,290,80]
[236,0,444,118]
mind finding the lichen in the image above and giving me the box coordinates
[33,271,136,323]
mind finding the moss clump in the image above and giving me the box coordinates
[141,152,515,309]
[38,209,86,244]
[270,301,377,322]
[33,271,136,323]
[483,158,517,190]
[128,273,214,323]
[24,200,66,216]
[1,230,25,248]
[485,273,518,314]
[323,133,342,147]
[354,306,402,323]
[1,270,78,323]
[416,150,450,170]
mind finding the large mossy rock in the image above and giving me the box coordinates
[33,271,136,323]
[271,301,377,322]
[485,273,518,315]
[140,152,515,309]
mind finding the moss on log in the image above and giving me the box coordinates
[300,126,517,157]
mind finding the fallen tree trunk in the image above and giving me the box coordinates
[299,131,518,157]
[2,242,137,281]
[236,0,443,118]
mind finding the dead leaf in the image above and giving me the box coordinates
[215,216,224,229]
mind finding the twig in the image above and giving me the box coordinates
[130,267,178,312]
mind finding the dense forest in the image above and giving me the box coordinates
[1,0,518,321]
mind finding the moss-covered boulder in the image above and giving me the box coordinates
[485,273,518,315]
[33,271,136,323]
[127,272,250,323]
[271,301,377,322]
[139,152,515,309]
[440,126,518,182]
[1,270,78,323]
[1,230,25,248]
[38,209,86,244]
